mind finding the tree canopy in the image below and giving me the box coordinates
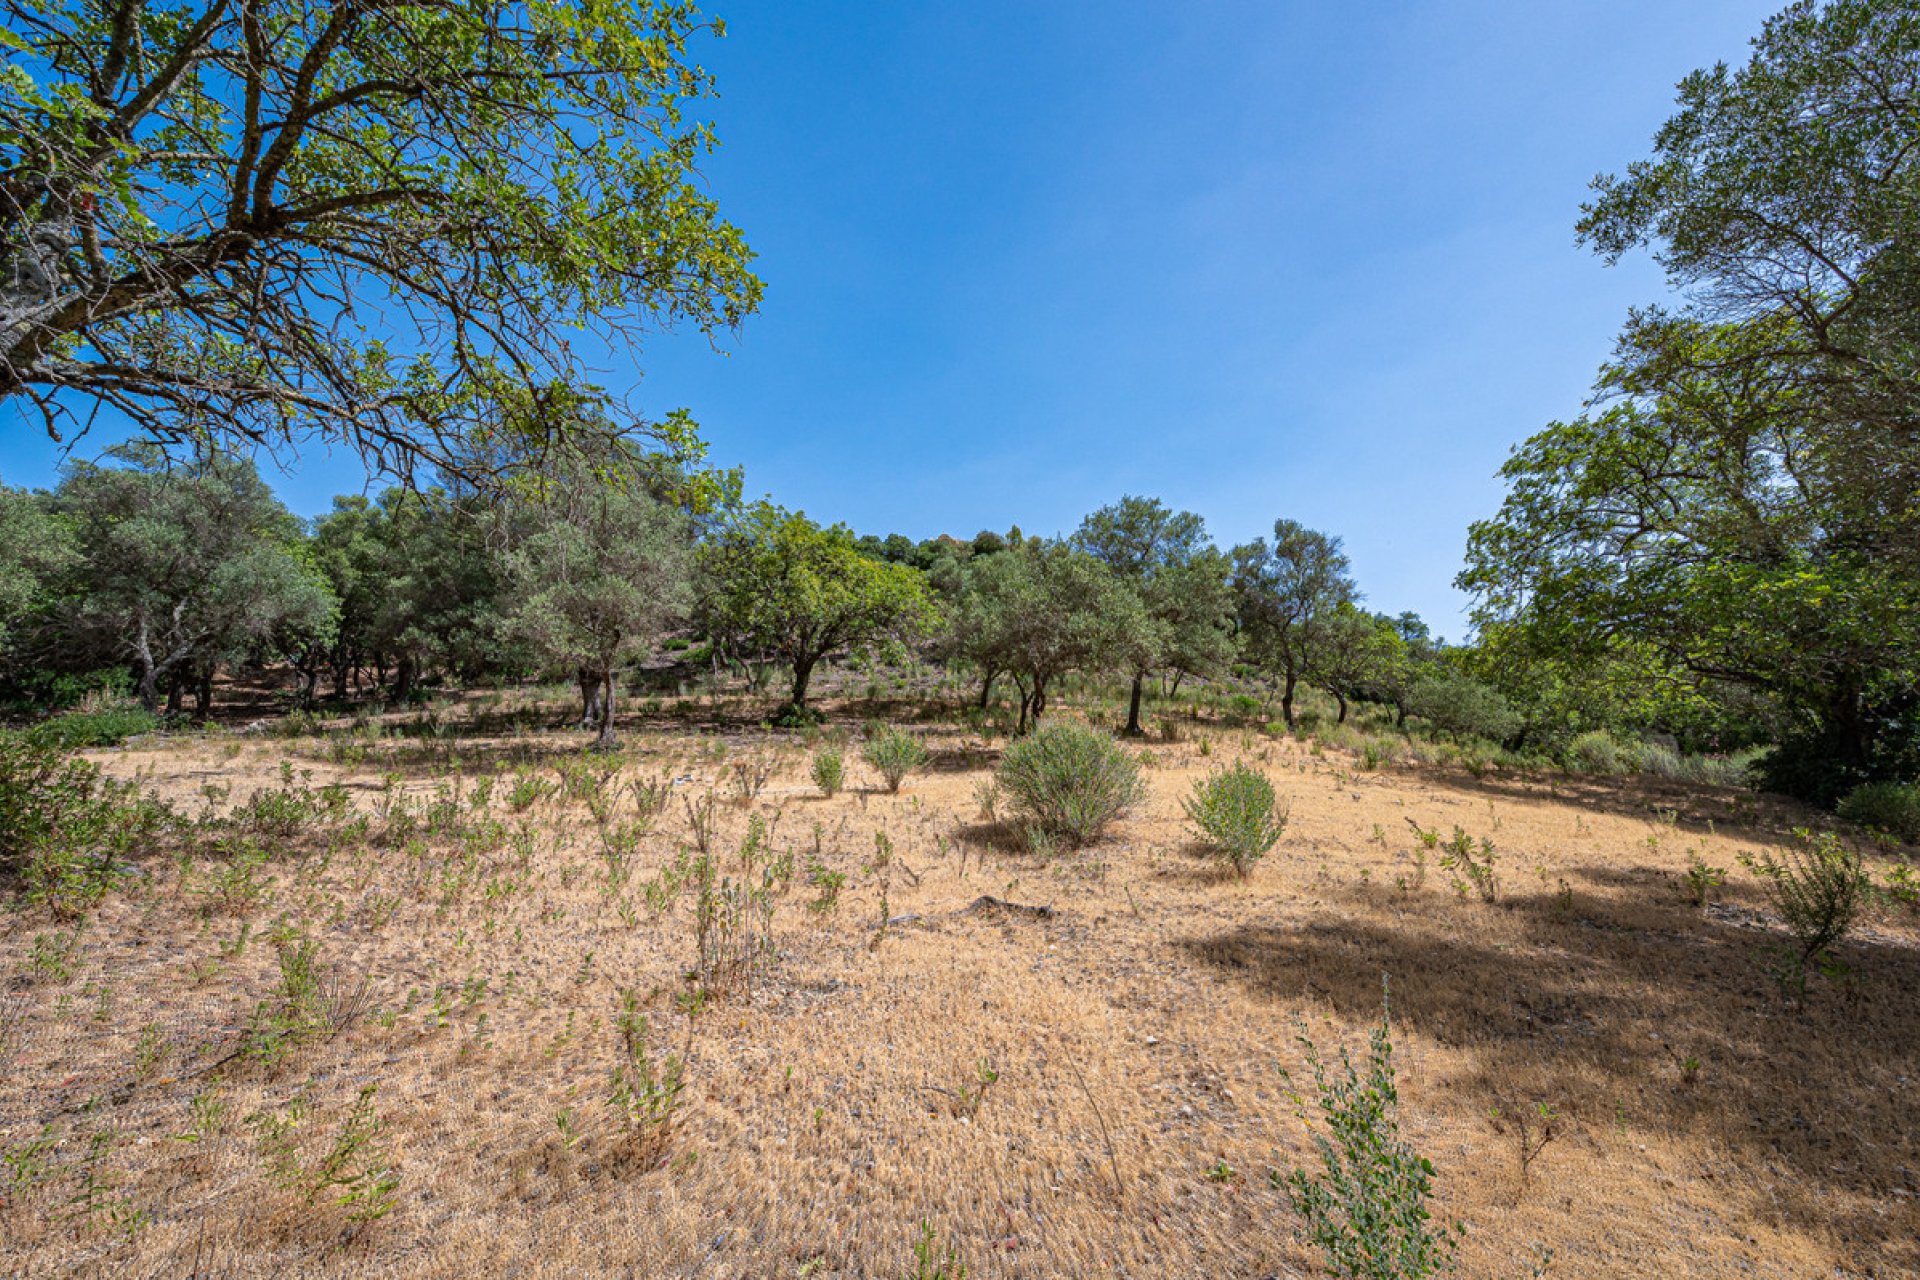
[1074,496,1233,735]
[0,0,760,482]
[500,450,694,747]
[698,503,936,720]
[51,443,336,712]
[1230,519,1355,730]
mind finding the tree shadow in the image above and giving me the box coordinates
[1429,767,1818,846]
[1177,892,1920,1262]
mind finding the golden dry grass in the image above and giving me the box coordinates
[3,694,1916,1278]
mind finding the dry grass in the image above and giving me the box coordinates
[2,691,1915,1278]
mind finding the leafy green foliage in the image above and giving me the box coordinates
[52,445,337,714]
[1074,496,1236,735]
[0,731,172,915]
[699,504,937,715]
[500,445,697,746]
[26,701,161,748]
[810,748,846,797]
[1740,829,1870,998]
[1836,782,1920,843]
[1402,672,1520,746]
[1,0,760,481]
[1183,762,1289,875]
[1466,4,1920,805]
[1230,520,1355,730]
[995,722,1143,848]
[1277,983,1463,1279]
[861,728,929,793]
[953,541,1149,733]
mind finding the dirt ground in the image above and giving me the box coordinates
[3,692,1916,1278]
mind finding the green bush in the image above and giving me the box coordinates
[27,702,163,749]
[1184,762,1289,875]
[1277,980,1464,1279]
[1405,674,1520,744]
[861,728,928,793]
[1740,829,1870,999]
[1837,782,1920,843]
[995,722,1143,848]
[810,747,845,798]
[1567,729,1631,774]
[0,732,173,915]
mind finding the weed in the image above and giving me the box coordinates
[908,1220,968,1280]
[1275,978,1462,1279]
[1740,829,1869,999]
[1682,851,1726,907]
[607,998,685,1156]
[1438,828,1497,903]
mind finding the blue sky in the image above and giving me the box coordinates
[1,0,1781,638]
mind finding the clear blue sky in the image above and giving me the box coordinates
[2,0,1781,638]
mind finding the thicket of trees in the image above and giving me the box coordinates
[1461,0,1920,803]
[0,0,1913,810]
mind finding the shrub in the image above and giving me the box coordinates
[1740,829,1870,998]
[1405,674,1520,744]
[1637,741,1684,777]
[27,702,162,749]
[1837,782,1920,843]
[1567,729,1631,774]
[995,722,1144,848]
[1276,979,1463,1279]
[0,732,172,914]
[861,728,928,793]
[1184,762,1289,875]
[810,747,845,797]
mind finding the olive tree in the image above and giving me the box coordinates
[53,444,336,712]
[500,455,694,749]
[1230,520,1355,730]
[1075,496,1235,735]
[698,504,936,721]
[953,540,1149,734]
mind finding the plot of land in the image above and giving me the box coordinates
[3,692,1915,1278]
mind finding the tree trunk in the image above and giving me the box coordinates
[594,669,619,750]
[1029,676,1049,726]
[133,616,161,713]
[977,668,998,710]
[578,666,606,729]
[1123,672,1146,737]
[135,661,161,714]
[1281,669,1297,729]
[1334,689,1348,724]
[165,676,184,717]
[195,664,216,718]
[393,655,417,703]
[789,653,817,711]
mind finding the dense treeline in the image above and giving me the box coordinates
[0,450,1783,785]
